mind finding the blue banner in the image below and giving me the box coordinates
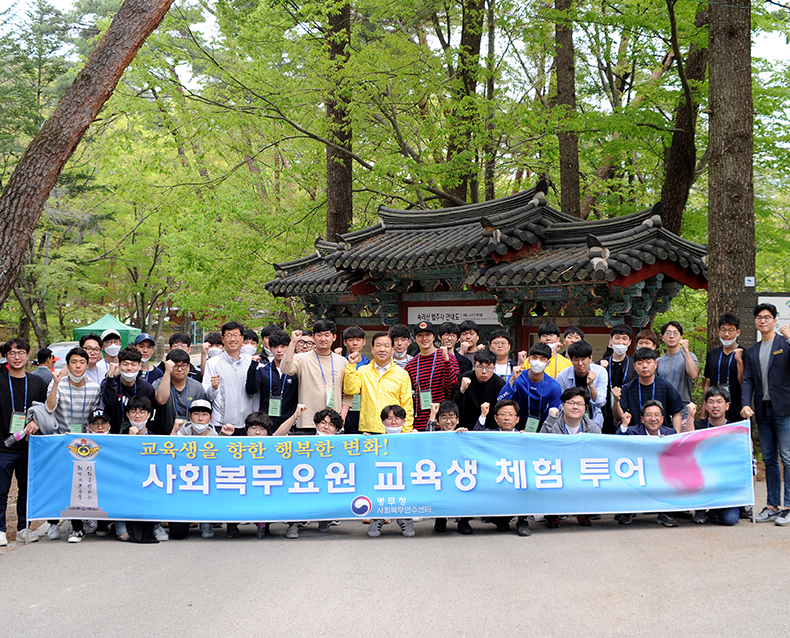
[27,424,754,522]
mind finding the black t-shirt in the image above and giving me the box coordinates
[601,356,638,434]
[703,346,743,422]
[620,375,684,429]
[0,370,49,453]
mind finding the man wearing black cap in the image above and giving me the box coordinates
[135,333,163,384]
[405,322,458,431]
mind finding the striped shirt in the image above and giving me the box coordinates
[405,350,459,431]
[47,377,102,433]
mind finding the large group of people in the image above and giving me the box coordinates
[0,303,785,545]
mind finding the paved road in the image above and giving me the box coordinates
[1,482,788,636]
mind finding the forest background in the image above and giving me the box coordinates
[0,0,786,362]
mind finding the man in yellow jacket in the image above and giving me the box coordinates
[343,332,414,434]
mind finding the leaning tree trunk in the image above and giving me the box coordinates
[555,0,580,217]
[707,0,754,348]
[0,0,175,307]
[325,1,353,239]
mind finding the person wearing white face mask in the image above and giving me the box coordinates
[497,343,562,432]
[600,324,638,434]
[702,312,744,422]
[100,347,157,434]
[44,346,102,541]
[520,322,573,379]
[367,405,416,539]
[96,329,123,379]
[45,347,102,435]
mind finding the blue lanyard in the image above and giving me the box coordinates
[717,350,734,385]
[269,366,288,398]
[315,351,335,388]
[527,378,545,418]
[608,356,629,386]
[663,353,681,384]
[638,381,656,414]
[171,384,189,418]
[8,374,27,412]
[416,351,438,392]
[563,421,579,435]
[68,379,87,420]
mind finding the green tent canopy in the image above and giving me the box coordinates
[72,313,141,347]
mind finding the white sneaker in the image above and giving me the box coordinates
[68,530,84,543]
[16,528,39,543]
[83,520,98,534]
[531,515,545,522]
[153,525,169,541]
[0,531,6,547]
[47,523,61,540]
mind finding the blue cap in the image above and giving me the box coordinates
[135,333,155,345]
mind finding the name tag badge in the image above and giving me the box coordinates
[69,423,83,434]
[351,394,361,411]
[720,384,730,394]
[268,398,282,418]
[774,349,784,356]
[419,391,433,411]
[326,387,335,409]
[10,412,25,434]
[524,416,540,433]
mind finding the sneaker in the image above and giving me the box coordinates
[95,524,111,537]
[692,510,707,524]
[329,520,341,526]
[495,520,510,533]
[546,517,560,529]
[200,523,214,538]
[577,515,592,527]
[740,506,753,519]
[226,523,240,538]
[398,519,415,537]
[756,507,781,523]
[657,513,679,527]
[367,520,383,538]
[0,531,6,546]
[457,519,473,535]
[68,529,84,543]
[775,509,790,526]
[285,524,299,539]
[616,513,634,526]
[83,520,98,534]
[317,521,331,533]
[47,523,61,540]
[256,523,270,539]
[531,515,545,522]
[153,525,169,541]
[516,517,531,537]
[16,528,39,543]
[433,518,447,533]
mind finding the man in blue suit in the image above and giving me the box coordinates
[741,302,790,525]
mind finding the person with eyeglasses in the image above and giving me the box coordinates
[295,331,315,353]
[0,337,49,547]
[152,348,209,435]
[453,349,506,431]
[741,302,790,525]
[100,347,157,434]
[540,387,601,529]
[79,333,106,386]
[701,313,744,423]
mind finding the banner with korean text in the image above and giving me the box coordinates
[27,424,753,522]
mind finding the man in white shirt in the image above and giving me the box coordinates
[202,321,253,431]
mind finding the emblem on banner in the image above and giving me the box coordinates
[350,495,372,516]
[67,438,101,461]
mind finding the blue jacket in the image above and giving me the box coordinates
[742,336,790,417]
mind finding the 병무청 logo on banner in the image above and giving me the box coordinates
[66,438,101,461]
[350,496,372,517]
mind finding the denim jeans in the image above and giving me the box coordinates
[756,402,790,507]
[0,451,28,532]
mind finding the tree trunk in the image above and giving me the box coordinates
[660,6,708,235]
[483,0,496,201]
[325,1,353,239]
[555,0,580,217]
[0,0,175,307]
[707,0,754,349]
